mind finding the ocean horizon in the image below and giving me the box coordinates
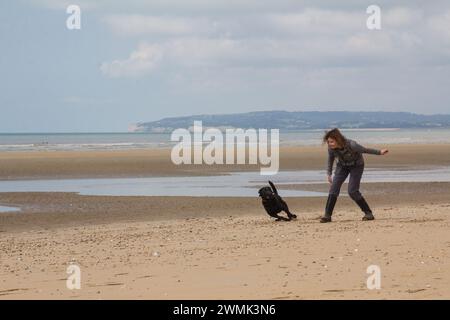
[1,127,450,152]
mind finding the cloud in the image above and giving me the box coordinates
[101,10,366,38]
[97,5,450,83]
[428,10,450,41]
[100,43,163,78]
[102,15,213,36]
[266,9,363,35]
[383,7,423,27]
[99,34,396,80]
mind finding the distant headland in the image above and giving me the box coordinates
[130,111,450,132]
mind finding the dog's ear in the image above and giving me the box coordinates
[268,181,278,195]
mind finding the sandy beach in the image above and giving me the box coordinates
[1,144,450,299]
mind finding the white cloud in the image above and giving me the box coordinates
[345,33,394,55]
[100,43,163,78]
[266,9,363,35]
[428,10,450,41]
[383,7,423,27]
[99,35,392,80]
[102,15,213,36]
[98,6,450,81]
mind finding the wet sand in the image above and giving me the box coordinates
[0,144,449,299]
[1,144,450,180]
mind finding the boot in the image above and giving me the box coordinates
[355,197,375,221]
[320,194,337,223]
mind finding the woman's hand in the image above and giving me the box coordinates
[327,175,333,184]
[380,149,389,155]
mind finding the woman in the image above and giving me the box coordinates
[321,128,389,223]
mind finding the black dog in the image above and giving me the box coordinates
[258,181,297,221]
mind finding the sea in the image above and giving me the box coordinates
[1,128,450,152]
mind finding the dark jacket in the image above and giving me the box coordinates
[327,139,381,175]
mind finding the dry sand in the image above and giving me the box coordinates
[0,144,450,299]
[1,202,449,299]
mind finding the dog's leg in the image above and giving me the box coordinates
[285,209,297,219]
[273,214,290,222]
[281,202,297,220]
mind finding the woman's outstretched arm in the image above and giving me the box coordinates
[350,140,389,155]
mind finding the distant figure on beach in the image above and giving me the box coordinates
[321,128,389,223]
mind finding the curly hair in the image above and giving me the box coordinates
[322,128,346,148]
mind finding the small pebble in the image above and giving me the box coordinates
[152,251,160,257]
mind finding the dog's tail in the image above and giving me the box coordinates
[268,181,278,195]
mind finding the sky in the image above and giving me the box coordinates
[1,0,450,132]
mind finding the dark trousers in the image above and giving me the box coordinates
[329,164,365,201]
